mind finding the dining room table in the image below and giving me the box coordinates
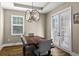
[22,35,45,44]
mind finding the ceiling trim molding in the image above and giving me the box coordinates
[43,2,50,8]
[14,3,43,10]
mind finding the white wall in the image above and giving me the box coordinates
[25,14,45,37]
[0,3,4,47]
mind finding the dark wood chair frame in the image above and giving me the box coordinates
[21,38,37,56]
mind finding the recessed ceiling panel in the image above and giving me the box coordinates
[15,2,48,8]
[1,2,64,14]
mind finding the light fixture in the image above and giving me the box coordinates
[25,2,40,22]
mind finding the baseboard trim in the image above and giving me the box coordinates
[0,42,22,50]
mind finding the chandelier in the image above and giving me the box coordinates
[25,2,40,22]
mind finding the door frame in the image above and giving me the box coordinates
[51,6,72,51]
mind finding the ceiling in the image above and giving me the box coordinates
[15,2,48,8]
[1,2,64,14]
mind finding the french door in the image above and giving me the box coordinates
[59,9,71,51]
[52,7,72,51]
[52,15,60,47]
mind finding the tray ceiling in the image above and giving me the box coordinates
[1,2,64,14]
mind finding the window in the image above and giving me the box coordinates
[11,15,24,35]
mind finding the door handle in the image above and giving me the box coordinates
[57,33,60,36]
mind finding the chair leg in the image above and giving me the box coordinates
[23,47,26,56]
[48,50,51,56]
[32,51,36,56]
[39,52,40,56]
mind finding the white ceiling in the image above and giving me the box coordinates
[15,2,48,8]
[1,2,64,14]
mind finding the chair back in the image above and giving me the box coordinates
[38,40,52,52]
[28,33,34,37]
[21,35,27,46]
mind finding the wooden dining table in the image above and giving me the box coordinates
[23,35,45,44]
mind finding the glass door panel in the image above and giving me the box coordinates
[52,15,60,46]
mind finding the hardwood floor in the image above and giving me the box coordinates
[0,45,23,56]
[0,45,70,56]
[51,48,70,56]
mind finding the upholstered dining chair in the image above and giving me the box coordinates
[33,40,52,56]
[21,35,37,56]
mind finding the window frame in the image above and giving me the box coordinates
[11,15,24,35]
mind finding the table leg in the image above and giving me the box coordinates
[23,46,26,56]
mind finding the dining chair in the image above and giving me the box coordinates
[21,35,37,56]
[33,40,52,56]
[28,33,34,37]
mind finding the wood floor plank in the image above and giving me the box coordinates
[0,45,70,56]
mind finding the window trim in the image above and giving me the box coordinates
[11,15,24,35]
